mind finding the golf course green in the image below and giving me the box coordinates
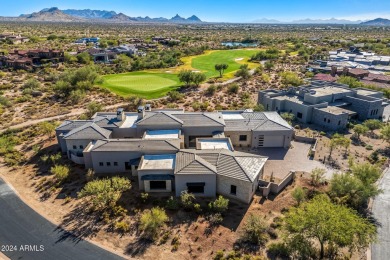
[98,49,260,99]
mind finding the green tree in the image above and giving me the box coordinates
[76,52,92,64]
[178,70,193,87]
[292,187,306,206]
[78,177,131,211]
[139,207,168,240]
[86,101,103,117]
[353,124,369,141]
[192,73,206,87]
[364,119,383,134]
[284,195,376,259]
[215,64,229,78]
[240,213,268,245]
[338,76,364,88]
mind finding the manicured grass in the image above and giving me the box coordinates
[98,49,261,98]
[99,71,181,99]
[191,49,259,78]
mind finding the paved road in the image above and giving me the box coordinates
[0,178,123,260]
[372,167,390,260]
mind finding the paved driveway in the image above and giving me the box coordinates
[372,167,390,260]
[257,141,335,181]
[0,178,123,260]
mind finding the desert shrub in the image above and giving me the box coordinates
[206,85,217,95]
[207,213,223,226]
[208,195,229,213]
[227,83,239,94]
[166,196,179,210]
[50,165,70,184]
[139,207,168,240]
[78,177,131,211]
[141,192,149,203]
[115,221,130,233]
[240,213,268,245]
[180,190,195,209]
[267,242,290,258]
[194,203,202,213]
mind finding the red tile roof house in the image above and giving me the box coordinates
[347,68,370,79]
[361,73,390,89]
[313,73,339,82]
[1,49,64,69]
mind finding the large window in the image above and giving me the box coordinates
[150,181,167,190]
[239,135,247,142]
[187,183,205,193]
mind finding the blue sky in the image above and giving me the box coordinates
[2,0,390,22]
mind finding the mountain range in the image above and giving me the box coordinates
[252,17,363,24]
[360,18,390,26]
[17,7,202,23]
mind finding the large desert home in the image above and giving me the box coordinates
[259,80,388,130]
[55,107,294,203]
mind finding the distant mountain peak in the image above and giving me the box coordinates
[187,15,202,22]
[361,18,390,26]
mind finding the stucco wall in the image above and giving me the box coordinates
[175,173,216,197]
[312,108,349,130]
[216,175,258,204]
[137,169,174,191]
[225,131,252,148]
[65,139,94,160]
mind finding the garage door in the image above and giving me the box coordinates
[259,135,284,147]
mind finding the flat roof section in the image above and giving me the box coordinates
[273,95,307,105]
[140,154,176,170]
[309,86,351,97]
[198,139,233,151]
[318,106,357,115]
[144,129,180,139]
[221,113,245,120]
[120,115,139,128]
[356,89,379,97]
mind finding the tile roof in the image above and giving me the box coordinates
[173,113,225,127]
[136,112,183,126]
[175,152,217,174]
[176,149,267,182]
[63,122,112,140]
[90,139,180,152]
[224,112,292,132]
[56,120,93,131]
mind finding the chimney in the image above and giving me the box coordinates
[116,108,125,121]
[331,66,337,77]
[137,106,145,119]
[145,104,152,112]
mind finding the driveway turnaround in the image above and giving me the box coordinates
[0,178,123,260]
[372,167,390,260]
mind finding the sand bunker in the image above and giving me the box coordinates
[235,58,244,61]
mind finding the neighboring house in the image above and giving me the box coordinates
[259,80,389,130]
[0,34,29,44]
[108,44,138,56]
[313,73,339,82]
[87,48,117,63]
[55,107,293,203]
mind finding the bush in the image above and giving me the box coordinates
[115,221,130,233]
[206,85,217,95]
[227,84,239,94]
[139,207,168,240]
[166,196,179,210]
[208,195,229,213]
[50,165,70,184]
[267,242,290,258]
[208,213,223,226]
[240,213,268,245]
[141,192,149,203]
[194,203,202,213]
[180,190,195,209]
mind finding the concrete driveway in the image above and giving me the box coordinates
[371,167,390,260]
[257,141,335,181]
[0,178,123,260]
